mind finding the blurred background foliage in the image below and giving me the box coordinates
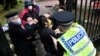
[0,0,24,25]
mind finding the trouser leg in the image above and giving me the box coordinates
[58,0,65,6]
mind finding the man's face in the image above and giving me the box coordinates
[9,15,21,24]
[27,17,33,23]
[57,22,73,33]
[27,17,38,25]
[57,25,70,33]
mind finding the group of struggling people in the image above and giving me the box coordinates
[2,0,97,56]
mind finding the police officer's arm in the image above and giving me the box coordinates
[48,29,66,55]
[9,22,30,39]
[46,29,56,37]
[24,23,37,35]
[46,28,63,39]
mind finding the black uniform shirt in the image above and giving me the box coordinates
[39,27,56,45]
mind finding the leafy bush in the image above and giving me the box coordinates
[0,0,18,10]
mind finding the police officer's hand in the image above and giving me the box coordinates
[27,36,32,40]
[54,28,61,34]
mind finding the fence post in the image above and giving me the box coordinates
[66,0,74,12]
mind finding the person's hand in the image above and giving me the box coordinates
[27,18,38,25]
[33,18,38,24]
[27,36,32,40]
[28,21,34,25]
[44,14,50,18]
[54,28,61,34]
[2,27,9,32]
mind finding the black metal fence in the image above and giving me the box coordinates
[66,0,100,48]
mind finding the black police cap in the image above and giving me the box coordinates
[51,11,75,25]
[5,11,18,19]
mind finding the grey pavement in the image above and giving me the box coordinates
[37,0,59,15]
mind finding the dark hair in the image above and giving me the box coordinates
[23,13,34,21]
[38,15,48,28]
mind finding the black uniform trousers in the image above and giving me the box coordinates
[59,0,65,6]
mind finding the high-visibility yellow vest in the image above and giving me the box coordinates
[57,23,96,56]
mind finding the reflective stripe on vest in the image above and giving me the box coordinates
[57,23,96,56]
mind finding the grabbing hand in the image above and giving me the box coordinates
[44,13,51,18]
[33,18,38,24]
[27,36,32,40]
[27,17,38,25]
[54,28,61,34]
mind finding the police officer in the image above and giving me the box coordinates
[5,11,36,56]
[0,25,13,56]
[51,11,96,56]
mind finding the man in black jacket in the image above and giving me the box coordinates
[5,11,37,56]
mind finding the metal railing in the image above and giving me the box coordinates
[66,0,100,48]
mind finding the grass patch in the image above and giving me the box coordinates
[0,5,3,11]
